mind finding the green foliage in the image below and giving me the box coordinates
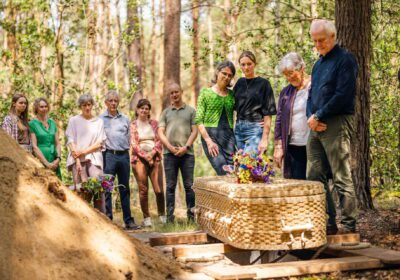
[0,0,398,197]
[370,0,400,191]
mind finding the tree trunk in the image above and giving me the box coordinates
[80,0,92,91]
[157,1,165,114]
[53,3,66,111]
[223,0,232,59]
[207,5,214,80]
[148,0,158,113]
[3,0,17,93]
[335,0,373,209]
[163,0,181,109]
[311,0,318,19]
[139,4,146,98]
[191,0,200,105]
[127,0,143,110]
[109,0,120,90]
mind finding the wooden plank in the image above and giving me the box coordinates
[199,256,382,279]
[174,272,215,280]
[128,232,163,243]
[327,233,360,244]
[324,245,400,265]
[334,247,400,265]
[149,232,209,246]
[348,247,400,265]
[248,256,382,279]
[173,243,243,258]
[198,264,257,280]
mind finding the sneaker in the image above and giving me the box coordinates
[124,221,141,230]
[142,217,152,227]
[159,215,167,224]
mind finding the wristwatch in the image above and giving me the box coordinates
[185,145,190,150]
[313,114,320,121]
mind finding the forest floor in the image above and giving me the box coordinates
[116,197,400,280]
[290,206,400,280]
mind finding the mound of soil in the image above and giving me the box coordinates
[0,130,182,280]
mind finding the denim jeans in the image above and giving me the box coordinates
[103,151,134,225]
[201,127,235,175]
[307,115,357,231]
[164,153,195,222]
[235,120,263,154]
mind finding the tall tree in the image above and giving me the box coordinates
[148,0,157,111]
[335,0,373,209]
[207,4,214,79]
[191,0,200,105]
[53,3,66,110]
[163,0,181,109]
[127,0,143,110]
[3,0,17,93]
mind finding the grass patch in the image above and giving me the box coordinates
[152,218,199,233]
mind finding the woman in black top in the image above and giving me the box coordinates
[234,51,277,155]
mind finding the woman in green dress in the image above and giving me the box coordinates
[29,97,62,178]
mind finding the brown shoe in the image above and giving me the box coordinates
[337,228,358,234]
[326,225,339,235]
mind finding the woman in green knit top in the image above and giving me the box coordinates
[196,60,236,175]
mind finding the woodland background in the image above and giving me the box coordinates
[0,0,398,209]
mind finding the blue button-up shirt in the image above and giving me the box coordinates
[307,45,358,121]
[100,110,130,151]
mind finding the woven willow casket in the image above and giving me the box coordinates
[193,176,327,250]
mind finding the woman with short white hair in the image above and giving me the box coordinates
[66,94,107,212]
[274,52,311,179]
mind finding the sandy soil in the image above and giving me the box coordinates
[0,129,183,280]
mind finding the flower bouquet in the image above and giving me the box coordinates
[81,174,115,197]
[223,150,275,184]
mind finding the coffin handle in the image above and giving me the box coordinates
[281,218,313,248]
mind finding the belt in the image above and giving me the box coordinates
[106,149,129,155]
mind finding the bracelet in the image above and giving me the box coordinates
[56,156,61,160]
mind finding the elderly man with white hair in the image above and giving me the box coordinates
[306,19,358,235]
[100,90,140,230]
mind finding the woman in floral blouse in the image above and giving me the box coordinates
[196,60,236,175]
[2,93,32,152]
[130,99,165,227]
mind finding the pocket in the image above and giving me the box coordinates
[338,115,354,139]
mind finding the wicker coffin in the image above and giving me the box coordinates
[193,176,326,250]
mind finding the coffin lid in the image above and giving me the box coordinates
[193,176,324,198]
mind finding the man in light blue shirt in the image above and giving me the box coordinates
[100,90,140,230]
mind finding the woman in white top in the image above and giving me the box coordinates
[274,53,311,179]
[130,99,165,227]
[66,94,107,212]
